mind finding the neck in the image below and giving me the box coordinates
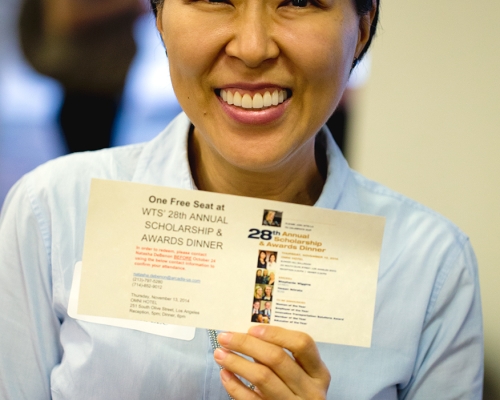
[189,128,326,206]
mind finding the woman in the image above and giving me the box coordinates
[263,285,273,301]
[267,252,278,269]
[263,210,278,226]
[257,250,267,269]
[254,285,264,302]
[252,312,264,324]
[268,271,276,286]
[261,268,270,284]
[255,268,264,284]
[0,0,483,399]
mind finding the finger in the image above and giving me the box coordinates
[214,347,293,400]
[219,368,262,400]
[216,333,323,398]
[248,325,330,382]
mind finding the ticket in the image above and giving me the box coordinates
[78,179,385,346]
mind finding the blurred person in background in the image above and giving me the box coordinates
[18,0,147,152]
[0,0,181,205]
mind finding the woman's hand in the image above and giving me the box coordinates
[214,326,330,399]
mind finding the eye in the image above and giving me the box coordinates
[205,0,232,5]
[291,0,309,7]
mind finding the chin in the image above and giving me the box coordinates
[221,149,292,173]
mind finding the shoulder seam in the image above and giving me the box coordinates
[24,176,52,263]
[23,175,62,312]
[424,235,468,324]
[351,169,466,239]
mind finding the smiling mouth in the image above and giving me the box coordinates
[216,89,291,109]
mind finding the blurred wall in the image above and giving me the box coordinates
[349,1,500,396]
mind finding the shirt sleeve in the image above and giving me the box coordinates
[0,177,62,399]
[399,239,484,399]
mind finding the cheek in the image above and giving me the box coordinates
[283,25,357,121]
[165,26,229,111]
[163,12,227,78]
[165,34,201,80]
[282,21,357,84]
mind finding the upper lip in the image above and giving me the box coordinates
[216,83,292,100]
[217,82,290,91]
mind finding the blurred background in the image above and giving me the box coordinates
[0,0,182,202]
[1,0,498,397]
[348,1,500,398]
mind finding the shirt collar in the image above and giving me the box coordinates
[133,112,361,213]
[315,126,361,213]
[133,112,194,189]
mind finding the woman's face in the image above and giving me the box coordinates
[270,254,276,262]
[256,287,263,296]
[265,286,272,296]
[260,252,266,260]
[257,269,262,276]
[157,0,372,172]
[266,211,275,222]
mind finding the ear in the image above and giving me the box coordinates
[354,0,377,59]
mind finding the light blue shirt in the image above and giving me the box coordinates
[0,113,483,399]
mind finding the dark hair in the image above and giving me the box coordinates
[150,0,379,61]
[355,0,380,62]
[150,0,162,18]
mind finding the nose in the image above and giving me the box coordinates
[225,5,280,68]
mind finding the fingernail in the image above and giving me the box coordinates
[248,325,265,337]
[217,332,233,345]
[214,348,228,361]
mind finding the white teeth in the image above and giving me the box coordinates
[263,91,272,107]
[252,93,263,109]
[242,94,252,109]
[220,89,288,109]
[233,92,242,106]
[272,90,279,105]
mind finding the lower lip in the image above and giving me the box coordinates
[217,95,289,125]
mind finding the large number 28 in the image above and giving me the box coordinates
[248,229,273,240]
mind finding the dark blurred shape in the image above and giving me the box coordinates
[484,363,500,400]
[59,92,119,152]
[326,103,348,154]
[18,0,146,152]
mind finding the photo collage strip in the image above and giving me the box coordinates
[250,210,282,324]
